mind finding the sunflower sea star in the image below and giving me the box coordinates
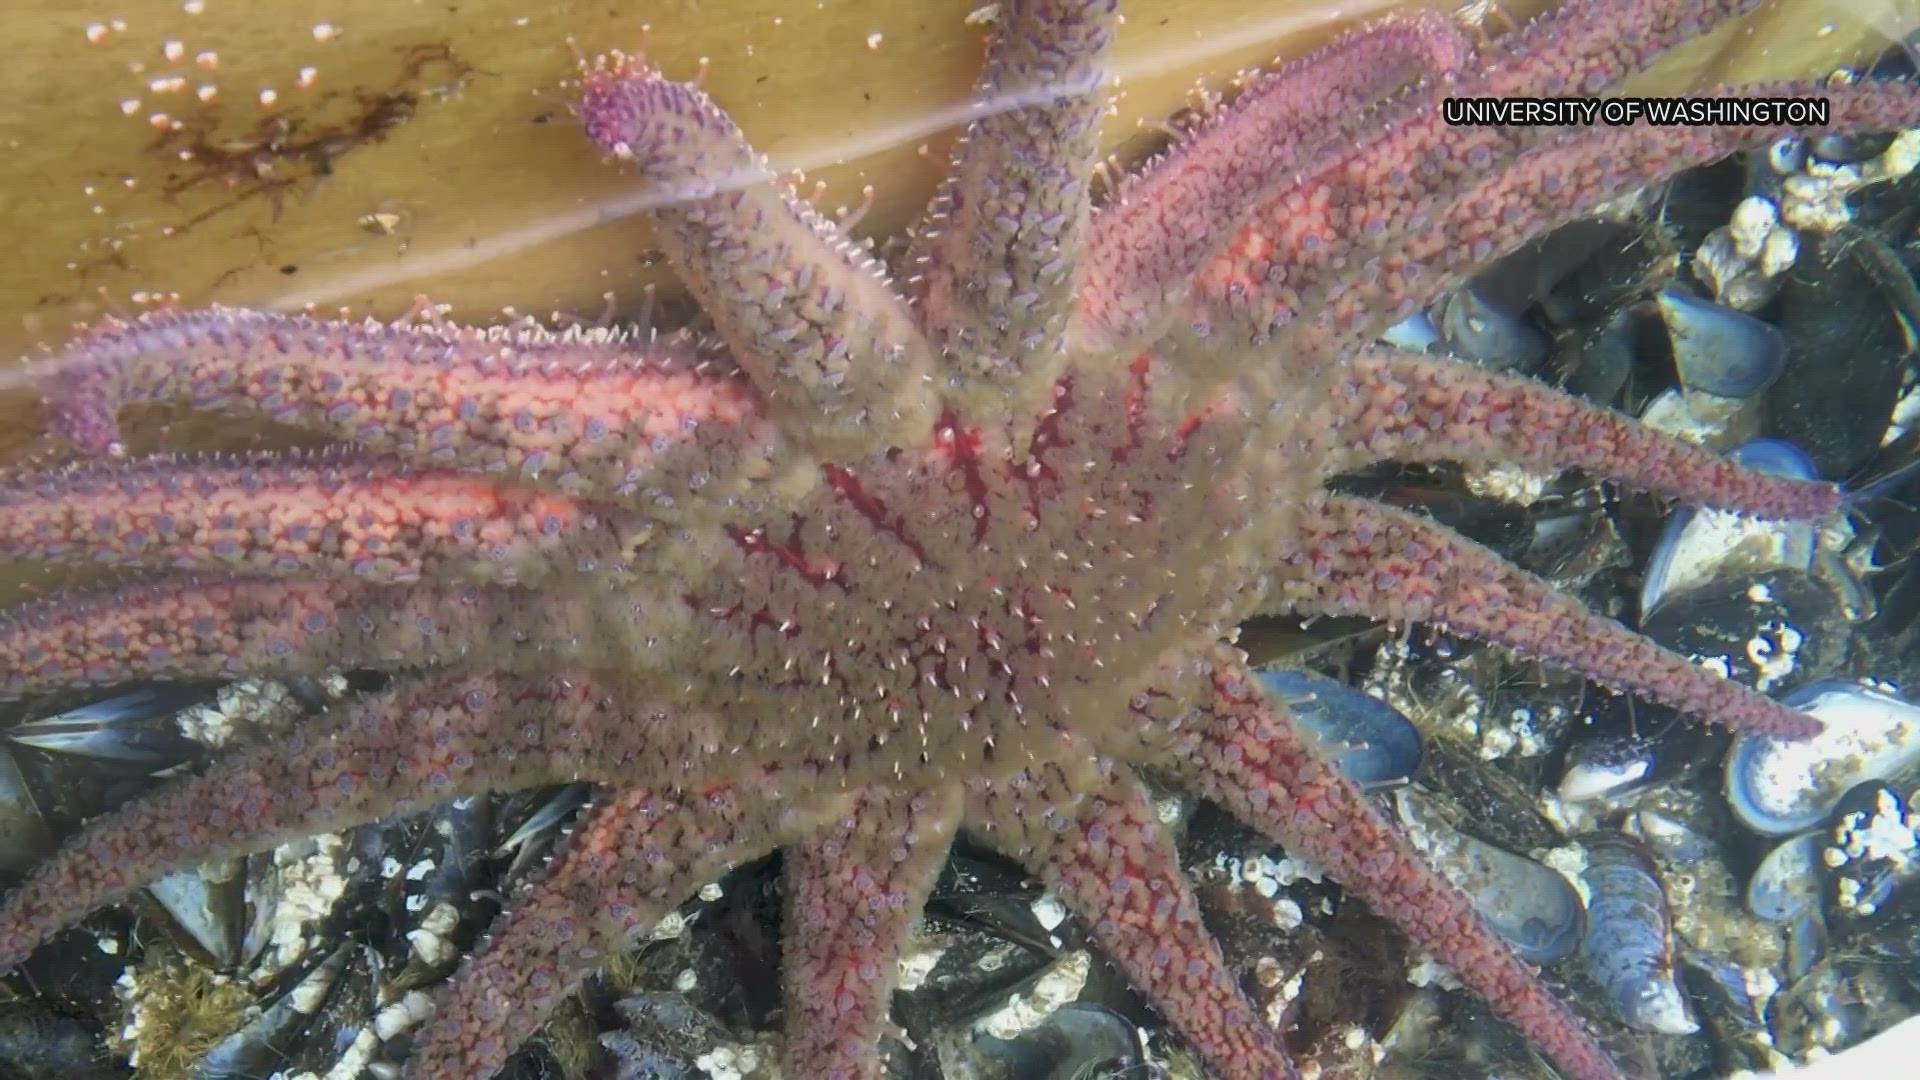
[3,1,1916,1077]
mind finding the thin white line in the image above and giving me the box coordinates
[270,1,1399,310]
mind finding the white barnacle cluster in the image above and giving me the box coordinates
[174,677,317,748]
[405,898,463,968]
[1404,951,1465,990]
[1695,128,1920,310]
[693,1041,774,1080]
[1474,704,1559,762]
[1747,618,1807,695]
[895,940,947,990]
[1694,193,1801,311]
[254,832,354,976]
[1212,851,1321,930]
[1462,461,1553,508]
[281,989,435,1080]
[975,949,1092,1040]
[1825,785,1919,918]
[1253,954,1309,1032]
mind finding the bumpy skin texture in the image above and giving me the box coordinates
[3,2,1915,1078]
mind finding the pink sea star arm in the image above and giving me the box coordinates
[0,575,693,699]
[1185,0,1770,355]
[408,777,823,1079]
[0,672,667,972]
[782,785,961,1079]
[1289,80,1920,356]
[0,451,632,585]
[1267,493,1818,739]
[1317,349,1840,520]
[32,307,789,509]
[1478,0,1758,97]
[1073,10,1471,353]
[1146,654,1622,1080]
[577,55,939,449]
[906,0,1116,414]
[968,761,1297,1080]
[0,577,472,696]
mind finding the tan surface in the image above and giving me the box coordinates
[0,0,1904,455]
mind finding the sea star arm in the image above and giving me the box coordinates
[0,577,477,697]
[1476,0,1750,86]
[1147,654,1622,1080]
[1073,10,1470,354]
[906,0,1116,414]
[1317,349,1840,520]
[0,575,693,699]
[0,451,633,585]
[1288,80,1920,357]
[0,672,656,971]
[577,55,939,449]
[1267,494,1818,739]
[782,785,961,1079]
[1183,0,1767,356]
[31,307,787,509]
[967,762,1298,1079]
[407,778,817,1078]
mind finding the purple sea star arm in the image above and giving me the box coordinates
[1268,494,1820,739]
[1317,349,1841,520]
[1185,0,1769,357]
[968,761,1299,1080]
[0,575,693,699]
[782,785,961,1079]
[0,451,634,585]
[577,55,939,450]
[408,778,821,1079]
[1289,80,1920,358]
[905,0,1115,416]
[0,577,493,697]
[0,673,665,972]
[31,307,789,509]
[1478,0,1761,94]
[1073,11,1471,354]
[1147,654,1624,1080]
